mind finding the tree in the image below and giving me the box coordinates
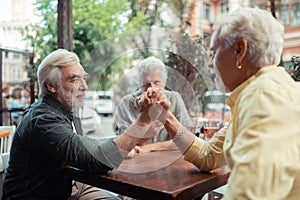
[290,55,300,81]
[24,0,130,90]
[23,0,210,114]
[164,0,213,113]
[82,0,175,95]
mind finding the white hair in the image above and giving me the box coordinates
[213,7,284,67]
[138,56,168,83]
[37,49,80,98]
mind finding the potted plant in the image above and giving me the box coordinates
[289,55,300,81]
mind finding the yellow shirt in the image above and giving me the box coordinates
[185,66,300,199]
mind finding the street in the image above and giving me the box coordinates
[88,114,116,139]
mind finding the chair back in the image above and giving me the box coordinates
[0,125,15,199]
[0,126,16,155]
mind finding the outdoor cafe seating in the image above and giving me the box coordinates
[0,125,16,197]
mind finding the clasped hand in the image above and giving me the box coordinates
[136,87,170,125]
[125,88,171,158]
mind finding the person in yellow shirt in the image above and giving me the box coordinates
[138,7,300,200]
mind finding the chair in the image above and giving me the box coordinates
[0,126,16,155]
[0,125,16,199]
[207,184,228,200]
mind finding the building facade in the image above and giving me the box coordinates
[0,0,35,85]
[189,0,300,66]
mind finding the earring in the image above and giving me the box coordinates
[236,62,242,69]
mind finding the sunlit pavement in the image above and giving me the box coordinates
[87,114,116,139]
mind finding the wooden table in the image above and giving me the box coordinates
[64,144,230,200]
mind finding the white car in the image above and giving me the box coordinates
[80,91,101,134]
[83,91,98,107]
[80,106,101,135]
[96,91,114,117]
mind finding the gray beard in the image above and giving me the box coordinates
[57,87,82,114]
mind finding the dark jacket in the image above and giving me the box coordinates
[2,95,122,199]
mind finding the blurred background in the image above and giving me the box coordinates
[0,0,299,137]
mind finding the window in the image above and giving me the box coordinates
[13,54,20,59]
[204,3,211,20]
[276,0,300,27]
[291,3,300,26]
[280,5,289,25]
[220,0,229,13]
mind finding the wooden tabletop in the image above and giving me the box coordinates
[64,144,230,200]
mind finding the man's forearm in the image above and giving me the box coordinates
[114,132,141,152]
[164,111,182,138]
[114,120,157,156]
[164,111,195,154]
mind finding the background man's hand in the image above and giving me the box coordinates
[136,87,168,124]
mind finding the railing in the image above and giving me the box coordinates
[0,108,26,126]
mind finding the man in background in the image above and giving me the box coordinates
[117,56,192,155]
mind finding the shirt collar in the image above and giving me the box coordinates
[227,65,277,108]
[43,94,74,120]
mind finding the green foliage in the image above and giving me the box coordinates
[72,0,127,57]
[164,0,212,113]
[24,0,172,91]
[24,0,129,90]
[290,55,300,81]
[21,0,213,119]
[165,33,212,113]
[23,0,210,107]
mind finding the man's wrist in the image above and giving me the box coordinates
[172,127,195,154]
[164,111,181,138]
[172,126,187,142]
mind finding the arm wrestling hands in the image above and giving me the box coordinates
[136,87,182,139]
[114,87,170,158]
[130,87,186,157]
[136,87,190,148]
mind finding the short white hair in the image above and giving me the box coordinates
[213,7,284,67]
[138,56,168,83]
[37,49,80,98]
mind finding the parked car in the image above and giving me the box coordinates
[80,106,101,135]
[204,90,230,109]
[203,90,231,122]
[80,91,101,134]
[96,91,113,117]
[83,90,98,107]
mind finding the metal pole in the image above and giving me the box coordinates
[29,53,35,104]
[57,0,73,51]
